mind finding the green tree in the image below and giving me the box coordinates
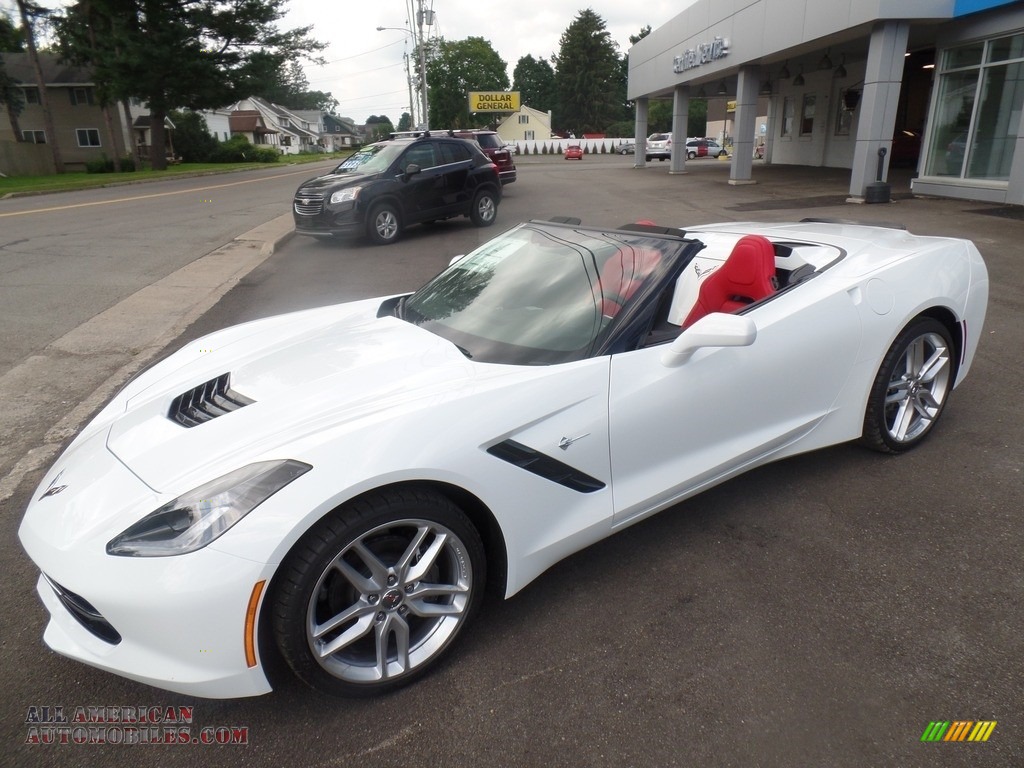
[426,37,509,129]
[552,9,621,135]
[512,54,555,114]
[365,114,394,141]
[54,0,325,170]
[259,59,338,112]
[168,109,218,161]
[397,111,412,131]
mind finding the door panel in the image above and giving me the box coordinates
[608,286,862,524]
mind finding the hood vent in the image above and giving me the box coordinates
[168,373,254,428]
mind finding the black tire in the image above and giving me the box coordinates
[367,202,400,245]
[469,189,498,227]
[860,318,956,454]
[645,155,651,161]
[271,487,485,697]
[687,151,697,160]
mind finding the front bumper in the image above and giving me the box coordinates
[19,435,276,699]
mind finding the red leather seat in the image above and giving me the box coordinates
[599,247,663,316]
[682,235,777,328]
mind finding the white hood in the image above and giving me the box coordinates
[105,299,508,491]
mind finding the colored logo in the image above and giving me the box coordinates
[921,721,997,742]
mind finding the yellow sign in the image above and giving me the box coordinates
[468,91,521,112]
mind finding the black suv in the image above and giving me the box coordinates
[452,130,517,184]
[293,132,502,245]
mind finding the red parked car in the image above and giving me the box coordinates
[564,144,584,160]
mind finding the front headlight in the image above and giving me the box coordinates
[107,460,311,557]
[330,187,361,205]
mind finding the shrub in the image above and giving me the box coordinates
[85,155,136,173]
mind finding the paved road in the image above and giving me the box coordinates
[2,156,1021,768]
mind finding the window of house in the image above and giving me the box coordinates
[76,128,101,147]
[780,97,795,137]
[525,130,535,140]
[23,130,46,144]
[70,87,93,106]
[800,94,816,136]
[518,114,529,124]
[23,87,40,104]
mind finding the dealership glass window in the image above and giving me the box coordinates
[75,128,101,147]
[800,94,816,135]
[780,97,795,137]
[835,100,853,136]
[925,34,1024,180]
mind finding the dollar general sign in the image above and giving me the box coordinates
[468,91,521,112]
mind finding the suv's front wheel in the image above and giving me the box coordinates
[367,202,401,245]
[469,189,498,227]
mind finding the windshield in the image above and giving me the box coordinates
[401,223,683,365]
[332,143,405,175]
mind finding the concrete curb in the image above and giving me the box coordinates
[0,214,295,503]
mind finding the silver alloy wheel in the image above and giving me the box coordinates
[883,331,951,443]
[305,518,473,684]
[374,209,398,241]
[476,194,496,223]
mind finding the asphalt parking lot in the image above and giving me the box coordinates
[2,155,1022,768]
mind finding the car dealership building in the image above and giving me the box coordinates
[627,0,1024,205]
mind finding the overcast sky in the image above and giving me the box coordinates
[283,1,680,122]
[1,0,681,122]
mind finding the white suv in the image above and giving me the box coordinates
[645,133,671,161]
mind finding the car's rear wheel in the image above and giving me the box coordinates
[367,202,400,245]
[861,318,955,453]
[271,488,485,697]
[687,151,697,159]
[469,189,498,227]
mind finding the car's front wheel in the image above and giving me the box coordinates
[271,488,485,697]
[367,202,401,245]
[861,318,955,453]
[469,189,498,227]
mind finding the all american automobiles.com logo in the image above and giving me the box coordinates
[920,720,997,742]
[24,705,249,746]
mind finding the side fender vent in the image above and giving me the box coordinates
[169,373,254,428]
[487,439,605,493]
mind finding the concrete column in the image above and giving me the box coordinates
[634,97,649,168]
[730,66,760,185]
[848,21,910,201]
[1006,104,1024,205]
[670,85,690,174]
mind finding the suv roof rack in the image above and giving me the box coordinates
[387,130,456,140]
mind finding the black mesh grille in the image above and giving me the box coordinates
[168,373,253,428]
[43,574,121,645]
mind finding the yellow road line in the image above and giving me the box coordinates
[0,167,321,218]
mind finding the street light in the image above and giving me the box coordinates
[376,26,418,128]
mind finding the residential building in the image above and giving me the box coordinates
[496,106,552,142]
[0,52,133,171]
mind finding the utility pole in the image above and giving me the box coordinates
[416,0,433,129]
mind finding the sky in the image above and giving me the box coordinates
[1,0,680,123]
[282,0,680,123]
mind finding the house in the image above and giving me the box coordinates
[496,106,552,143]
[226,109,279,147]
[223,97,319,154]
[321,114,363,151]
[0,52,134,172]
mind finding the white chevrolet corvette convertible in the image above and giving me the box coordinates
[20,218,988,698]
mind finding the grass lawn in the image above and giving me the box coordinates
[0,153,347,198]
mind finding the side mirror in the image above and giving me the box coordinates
[660,313,757,368]
[404,162,421,177]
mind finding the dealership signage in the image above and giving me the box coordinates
[673,37,730,73]
[468,91,521,112]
